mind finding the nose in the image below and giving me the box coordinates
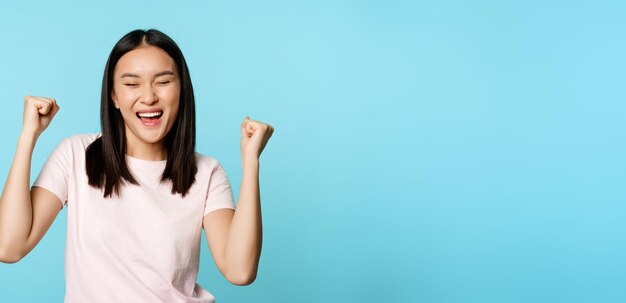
[141,86,158,104]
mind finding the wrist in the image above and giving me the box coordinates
[17,133,38,153]
[242,154,259,167]
[18,131,39,144]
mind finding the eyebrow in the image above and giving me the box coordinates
[120,70,176,78]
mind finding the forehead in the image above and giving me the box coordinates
[114,46,177,76]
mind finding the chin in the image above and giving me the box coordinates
[142,133,168,144]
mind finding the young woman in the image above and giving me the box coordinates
[0,29,273,302]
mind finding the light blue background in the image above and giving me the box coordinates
[1,1,625,302]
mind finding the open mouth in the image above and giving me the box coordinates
[136,110,163,126]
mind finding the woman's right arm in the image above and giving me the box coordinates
[0,96,61,263]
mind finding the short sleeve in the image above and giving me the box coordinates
[203,163,236,217]
[32,137,72,208]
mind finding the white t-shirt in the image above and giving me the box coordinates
[33,134,236,303]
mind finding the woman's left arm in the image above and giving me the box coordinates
[203,117,274,285]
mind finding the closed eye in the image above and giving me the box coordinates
[157,81,171,85]
[124,83,139,87]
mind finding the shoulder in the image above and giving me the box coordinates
[194,153,233,190]
[194,152,231,178]
[48,133,100,155]
[58,133,101,149]
[49,134,102,163]
[195,152,223,171]
[38,134,101,173]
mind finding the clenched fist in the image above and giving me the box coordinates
[22,96,60,138]
[241,116,274,159]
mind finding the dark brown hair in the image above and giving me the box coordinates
[86,29,197,198]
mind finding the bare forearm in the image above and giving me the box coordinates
[224,156,262,279]
[0,133,37,255]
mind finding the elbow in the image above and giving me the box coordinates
[0,256,22,264]
[225,270,257,286]
[0,247,24,264]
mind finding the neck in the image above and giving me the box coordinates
[126,143,167,161]
[124,129,167,161]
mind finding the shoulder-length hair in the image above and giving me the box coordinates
[86,29,197,198]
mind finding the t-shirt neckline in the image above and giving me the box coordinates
[125,154,167,167]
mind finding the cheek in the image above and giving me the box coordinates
[121,90,142,101]
[114,87,140,104]
[159,85,180,102]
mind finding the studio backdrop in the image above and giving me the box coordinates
[1,1,625,302]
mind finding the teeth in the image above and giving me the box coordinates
[138,112,162,118]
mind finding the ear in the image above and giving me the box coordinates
[111,91,119,109]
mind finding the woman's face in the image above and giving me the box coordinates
[111,45,180,151]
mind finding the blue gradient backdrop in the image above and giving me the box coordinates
[1,1,625,302]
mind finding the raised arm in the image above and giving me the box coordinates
[0,96,62,263]
[203,116,273,285]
